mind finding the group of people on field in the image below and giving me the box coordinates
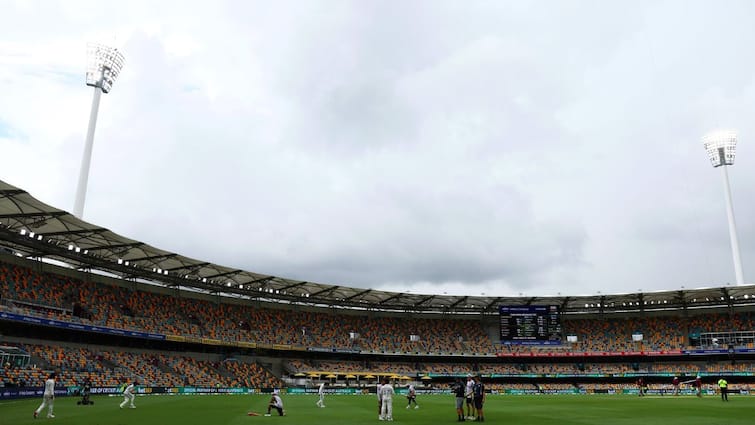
[33,369,741,422]
[640,375,732,400]
[374,378,425,421]
[33,373,139,419]
[309,375,485,422]
[452,374,485,422]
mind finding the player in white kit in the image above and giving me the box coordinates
[377,381,384,420]
[34,372,56,419]
[266,389,285,416]
[379,378,395,421]
[406,383,418,409]
[316,382,326,407]
[120,380,138,409]
[465,374,476,419]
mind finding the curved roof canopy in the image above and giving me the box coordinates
[1,179,754,314]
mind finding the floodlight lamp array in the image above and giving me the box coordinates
[702,130,737,167]
[85,43,125,94]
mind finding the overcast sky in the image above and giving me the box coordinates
[2,0,755,298]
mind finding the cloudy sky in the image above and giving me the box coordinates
[2,0,754,298]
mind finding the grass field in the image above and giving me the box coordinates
[1,393,752,425]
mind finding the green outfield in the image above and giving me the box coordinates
[1,393,752,425]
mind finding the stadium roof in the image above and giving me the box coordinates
[2,178,755,314]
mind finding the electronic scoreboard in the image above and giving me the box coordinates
[499,305,562,345]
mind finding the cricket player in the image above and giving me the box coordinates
[316,382,326,407]
[379,378,394,421]
[33,372,56,419]
[266,389,285,416]
[120,380,138,409]
[406,383,418,409]
[377,380,384,419]
[465,374,476,419]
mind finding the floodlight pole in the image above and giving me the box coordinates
[703,131,745,286]
[73,44,124,219]
[720,164,745,286]
[73,71,104,219]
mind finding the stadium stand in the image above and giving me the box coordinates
[0,262,498,354]
[4,255,755,395]
[0,341,284,389]
[11,260,755,356]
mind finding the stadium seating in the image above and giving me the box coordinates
[1,262,497,354]
[5,258,755,393]
[5,258,755,357]
[0,341,284,389]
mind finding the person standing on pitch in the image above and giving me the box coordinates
[718,377,728,402]
[119,380,138,409]
[472,375,485,422]
[406,383,418,409]
[695,375,703,398]
[379,378,394,421]
[465,374,476,419]
[33,372,56,419]
[377,380,384,420]
[453,378,466,422]
[636,377,644,396]
[672,376,680,396]
[316,382,326,407]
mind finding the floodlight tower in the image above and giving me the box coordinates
[703,130,745,286]
[73,43,125,219]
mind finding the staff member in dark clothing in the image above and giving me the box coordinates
[472,375,485,422]
[453,379,466,422]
